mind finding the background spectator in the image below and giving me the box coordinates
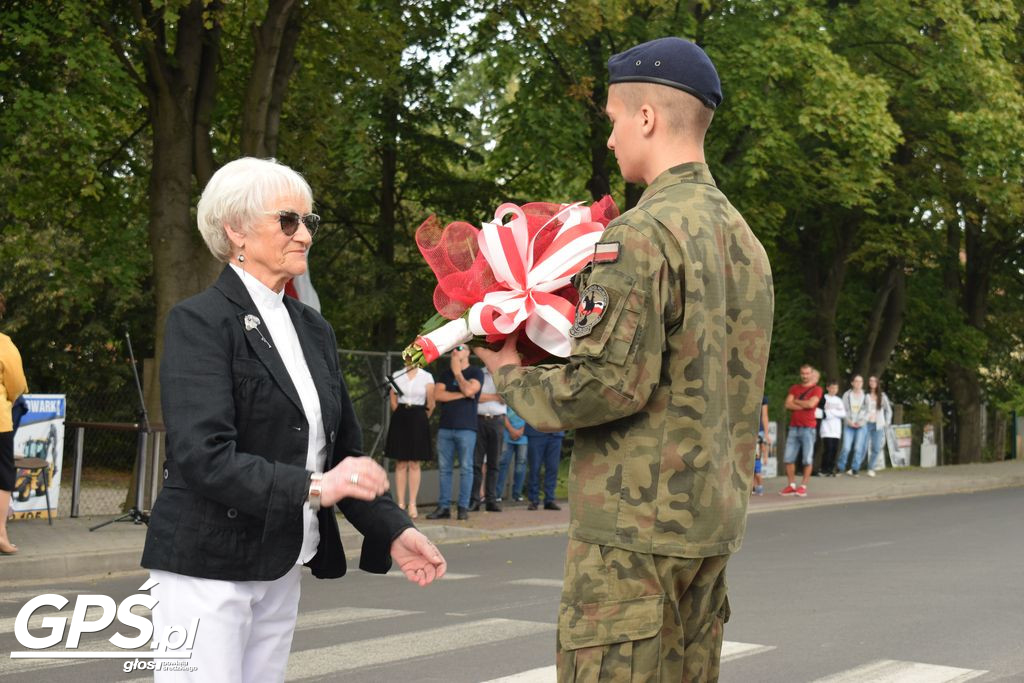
[386,364,435,519]
[427,346,482,521]
[865,376,893,476]
[497,406,528,503]
[820,380,846,475]
[471,367,506,512]
[0,292,28,555]
[524,425,562,511]
[837,375,870,476]
[780,365,822,497]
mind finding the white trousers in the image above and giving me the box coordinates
[149,566,302,683]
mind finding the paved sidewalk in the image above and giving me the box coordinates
[2,459,1021,584]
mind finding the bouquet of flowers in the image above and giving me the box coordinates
[402,196,619,367]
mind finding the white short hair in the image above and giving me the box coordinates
[196,157,313,262]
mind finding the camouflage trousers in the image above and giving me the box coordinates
[556,539,730,682]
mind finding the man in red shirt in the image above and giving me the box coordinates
[780,365,823,497]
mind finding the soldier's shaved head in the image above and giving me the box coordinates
[614,82,714,144]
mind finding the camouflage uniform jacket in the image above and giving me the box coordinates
[495,162,774,557]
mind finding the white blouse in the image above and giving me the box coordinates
[231,264,325,565]
[392,368,434,406]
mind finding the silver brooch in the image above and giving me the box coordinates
[243,314,272,348]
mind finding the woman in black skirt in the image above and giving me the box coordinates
[386,364,435,518]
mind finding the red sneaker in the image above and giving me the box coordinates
[795,485,808,497]
[779,483,798,496]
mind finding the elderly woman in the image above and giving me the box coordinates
[0,292,28,555]
[141,157,446,681]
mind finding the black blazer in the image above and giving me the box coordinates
[141,266,412,581]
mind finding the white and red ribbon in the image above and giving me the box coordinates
[467,202,604,357]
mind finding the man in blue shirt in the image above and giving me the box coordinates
[427,346,483,520]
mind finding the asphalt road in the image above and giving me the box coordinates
[1,488,1021,682]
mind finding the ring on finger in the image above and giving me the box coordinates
[349,472,360,485]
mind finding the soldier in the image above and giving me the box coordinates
[476,37,774,681]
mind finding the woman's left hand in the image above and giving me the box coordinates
[390,528,447,587]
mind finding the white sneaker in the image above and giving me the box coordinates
[866,470,876,477]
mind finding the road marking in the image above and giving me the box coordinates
[0,607,414,676]
[811,659,988,682]
[285,618,553,680]
[294,606,415,632]
[721,640,776,661]
[0,588,85,604]
[507,578,563,589]
[379,571,478,580]
[475,641,771,681]
[483,665,556,682]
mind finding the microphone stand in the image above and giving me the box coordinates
[91,330,152,530]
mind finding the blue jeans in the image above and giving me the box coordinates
[527,433,562,504]
[836,425,868,472]
[496,442,527,500]
[866,423,886,470]
[783,426,816,467]
[437,428,476,509]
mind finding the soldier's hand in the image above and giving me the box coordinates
[474,334,522,375]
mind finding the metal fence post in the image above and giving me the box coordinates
[150,432,162,510]
[71,426,85,518]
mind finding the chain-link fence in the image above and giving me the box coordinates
[60,373,146,518]
[337,349,402,460]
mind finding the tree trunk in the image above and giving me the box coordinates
[585,36,610,201]
[854,264,906,380]
[373,92,400,350]
[943,208,991,463]
[800,220,852,384]
[241,0,299,157]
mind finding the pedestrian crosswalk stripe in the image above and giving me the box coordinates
[810,659,988,682]
[507,578,563,588]
[0,607,416,676]
[285,618,553,680]
[721,640,776,662]
[482,665,556,682]
[380,570,478,580]
[0,588,85,605]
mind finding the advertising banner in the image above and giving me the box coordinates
[887,423,913,468]
[11,394,66,520]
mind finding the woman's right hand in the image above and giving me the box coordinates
[320,456,390,507]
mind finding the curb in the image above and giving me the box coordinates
[3,475,1021,584]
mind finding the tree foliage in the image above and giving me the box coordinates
[1,0,1021,457]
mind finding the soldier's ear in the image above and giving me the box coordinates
[638,103,656,136]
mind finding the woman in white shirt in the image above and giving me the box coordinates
[865,375,893,476]
[386,364,436,518]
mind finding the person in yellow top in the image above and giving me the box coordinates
[0,292,29,554]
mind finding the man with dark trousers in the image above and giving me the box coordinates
[470,367,505,512]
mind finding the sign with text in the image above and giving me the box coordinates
[12,394,66,519]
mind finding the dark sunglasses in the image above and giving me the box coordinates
[273,210,320,238]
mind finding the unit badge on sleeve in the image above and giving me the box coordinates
[570,284,609,338]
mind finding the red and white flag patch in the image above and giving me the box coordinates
[592,241,620,264]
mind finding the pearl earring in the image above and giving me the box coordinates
[238,253,245,263]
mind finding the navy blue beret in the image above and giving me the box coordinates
[607,37,722,109]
